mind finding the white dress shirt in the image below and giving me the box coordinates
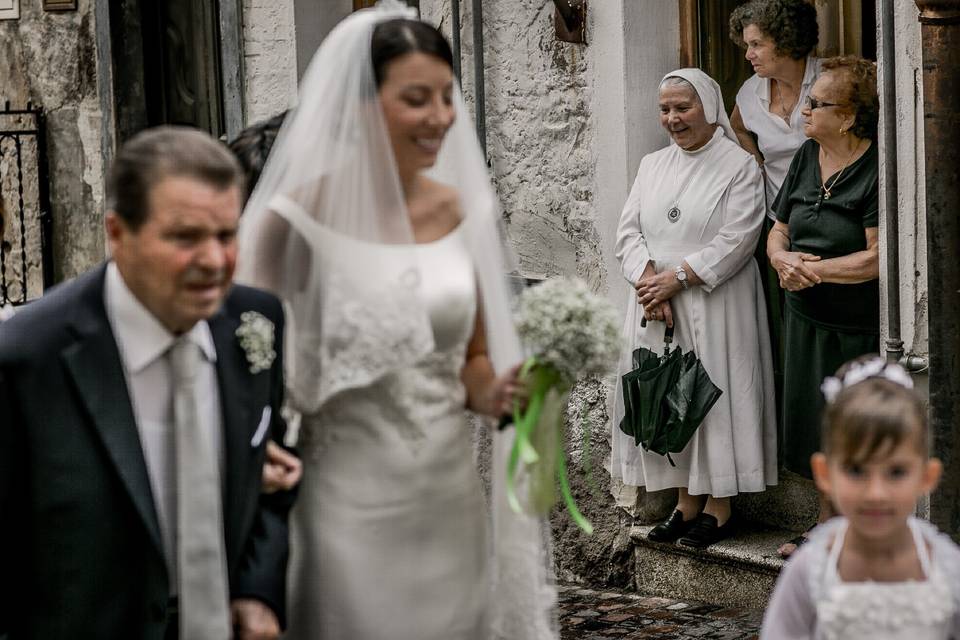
[736,56,821,218]
[103,262,224,594]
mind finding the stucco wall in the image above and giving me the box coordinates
[243,0,299,125]
[0,0,105,280]
[422,1,601,284]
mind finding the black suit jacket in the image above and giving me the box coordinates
[0,264,295,640]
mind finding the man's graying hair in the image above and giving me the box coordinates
[107,126,243,230]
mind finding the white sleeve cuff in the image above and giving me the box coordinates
[684,254,718,293]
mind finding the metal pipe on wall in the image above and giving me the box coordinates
[915,0,960,537]
[470,0,487,157]
[450,0,462,82]
[878,0,904,364]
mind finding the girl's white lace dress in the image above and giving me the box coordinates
[284,227,491,639]
[761,517,960,640]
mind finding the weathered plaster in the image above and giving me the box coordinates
[424,0,601,284]
[0,0,105,280]
[242,0,299,125]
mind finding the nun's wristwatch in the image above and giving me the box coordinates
[674,265,689,290]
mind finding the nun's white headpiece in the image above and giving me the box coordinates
[661,68,736,143]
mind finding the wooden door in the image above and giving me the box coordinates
[680,0,754,115]
[141,0,225,136]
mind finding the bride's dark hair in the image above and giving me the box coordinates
[371,18,454,86]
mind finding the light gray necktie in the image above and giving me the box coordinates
[170,337,231,640]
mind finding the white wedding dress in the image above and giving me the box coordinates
[284,226,491,639]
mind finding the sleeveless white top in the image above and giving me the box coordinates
[816,519,955,640]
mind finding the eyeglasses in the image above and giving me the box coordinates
[805,96,842,110]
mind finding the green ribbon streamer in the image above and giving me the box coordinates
[506,357,594,534]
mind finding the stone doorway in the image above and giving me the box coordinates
[109,0,230,143]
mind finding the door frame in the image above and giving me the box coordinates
[219,0,245,139]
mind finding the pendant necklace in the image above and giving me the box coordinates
[815,139,862,209]
[773,80,794,125]
[667,146,711,223]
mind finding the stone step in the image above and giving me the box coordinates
[629,522,797,610]
[734,470,820,532]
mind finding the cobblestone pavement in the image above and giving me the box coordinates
[558,583,763,639]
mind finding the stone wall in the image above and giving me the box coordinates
[242,0,299,125]
[0,0,105,280]
[421,0,602,284]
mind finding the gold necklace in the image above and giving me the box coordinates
[817,139,862,206]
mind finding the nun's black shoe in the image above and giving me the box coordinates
[677,513,735,549]
[647,510,698,543]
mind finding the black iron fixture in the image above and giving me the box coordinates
[553,0,586,44]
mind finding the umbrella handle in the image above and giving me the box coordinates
[639,317,677,355]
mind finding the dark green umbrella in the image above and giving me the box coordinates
[661,350,722,464]
[619,320,722,466]
[618,323,681,447]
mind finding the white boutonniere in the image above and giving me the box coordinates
[0,304,15,322]
[235,311,276,374]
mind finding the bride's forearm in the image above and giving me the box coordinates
[461,353,498,417]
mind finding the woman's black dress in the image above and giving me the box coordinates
[773,138,880,478]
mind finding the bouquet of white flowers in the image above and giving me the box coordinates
[510,277,621,533]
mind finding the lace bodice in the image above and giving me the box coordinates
[298,227,476,454]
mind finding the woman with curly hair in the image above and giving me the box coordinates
[768,56,880,557]
[730,0,821,209]
[729,0,821,431]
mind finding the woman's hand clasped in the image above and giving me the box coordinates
[771,250,822,292]
[643,300,674,328]
[635,270,683,308]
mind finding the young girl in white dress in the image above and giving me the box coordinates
[761,357,960,639]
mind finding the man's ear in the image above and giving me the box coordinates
[104,211,125,256]
[811,453,832,495]
[923,457,943,495]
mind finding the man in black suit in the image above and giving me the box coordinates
[0,127,295,639]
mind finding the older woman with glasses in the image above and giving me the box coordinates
[769,56,880,556]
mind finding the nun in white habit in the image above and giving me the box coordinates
[612,68,777,549]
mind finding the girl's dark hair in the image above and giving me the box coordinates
[822,358,928,466]
[821,56,880,141]
[371,18,454,87]
[729,0,819,61]
[228,111,288,205]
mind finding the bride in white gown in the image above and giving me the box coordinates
[235,3,557,639]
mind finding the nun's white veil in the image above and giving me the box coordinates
[660,68,737,143]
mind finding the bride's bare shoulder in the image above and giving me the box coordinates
[416,175,463,226]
